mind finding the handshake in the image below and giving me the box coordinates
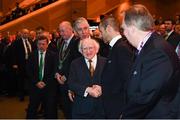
[86,85,102,98]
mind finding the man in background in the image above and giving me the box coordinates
[164,18,180,50]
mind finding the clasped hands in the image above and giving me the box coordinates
[36,81,46,89]
[86,85,102,98]
[55,73,66,85]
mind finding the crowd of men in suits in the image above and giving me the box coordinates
[0,4,180,119]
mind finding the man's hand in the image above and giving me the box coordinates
[12,65,18,69]
[36,81,46,89]
[86,85,102,98]
[92,85,102,96]
[68,90,75,102]
[55,73,64,85]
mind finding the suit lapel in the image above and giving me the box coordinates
[34,51,39,80]
[19,39,26,56]
[92,56,101,82]
[127,33,155,89]
[44,51,49,79]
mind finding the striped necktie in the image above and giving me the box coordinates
[88,59,94,78]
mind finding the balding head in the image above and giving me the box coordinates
[21,28,29,39]
[59,21,74,40]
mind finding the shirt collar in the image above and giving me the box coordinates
[85,55,97,69]
[109,35,122,47]
[85,55,97,63]
[167,30,174,37]
[22,38,28,41]
[38,50,46,55]
[137,32,152,51]
[65,34,74,45]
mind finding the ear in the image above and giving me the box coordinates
[129,25,137,34]
[106,25,113,33]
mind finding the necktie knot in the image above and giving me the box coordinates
[88,59,92,63]
[109,45,112,51]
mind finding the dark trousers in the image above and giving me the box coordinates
[26,89,57,119]
[72,100,105,119]
[58,84,72,119]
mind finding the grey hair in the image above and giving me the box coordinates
[124,4,154,31]
[73,17,90,31]
[78,38,100,54]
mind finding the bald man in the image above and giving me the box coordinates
[55,21,81,118]
[12,28,32,101]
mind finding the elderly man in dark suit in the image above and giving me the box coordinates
[54,21,81,118]
[73,17,109,58]
[98,16,134,119]
[121,4,180,118]
[26,35,58,119]
[11,28,32,101]
[68,38,106,118]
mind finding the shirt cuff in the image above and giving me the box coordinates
[84,88,89,97]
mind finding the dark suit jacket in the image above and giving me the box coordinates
[12,38,32,78]
[92,37,109,58]
[57,35,81,79]
[68,56,106,118]
[12,38,31,67]
[122,32,180,118]
[26,50,58,95]
[101,37,134,118]
[167,31,180,50]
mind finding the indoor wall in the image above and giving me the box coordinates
[133,0,180,19]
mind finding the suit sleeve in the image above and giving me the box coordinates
[26,53,39,85]
[68,61,88,97]
[122,49,173,118]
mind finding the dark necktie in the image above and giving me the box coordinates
[39,52,44,81]
[62,41,68,57]
[135,49,139,56]
[88,59,94,78]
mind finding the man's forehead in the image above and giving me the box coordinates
[83,41,93,47]
[78,23,89,27]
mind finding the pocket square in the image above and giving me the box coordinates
[108,60,112,63]
[133,70,137,75]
